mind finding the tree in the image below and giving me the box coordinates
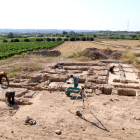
[64,38,68,41]
[24,39,30,42]
[87,37,90,41]
[11,39,13,42]
[46,38,51,41]
[76,38,80,41]
[51,38,55,41]
[13,39,19,42]
[132,35,137,38]
[62,31,68,35]
[70,37,75,41]
[93,35,97,37]
[3,39,7,42]
[69,31,75,35]
[90,37,94,41]
[81,37,86,41]
[120,35,125,39]
[7,32,14,38]
[57,38,62,41]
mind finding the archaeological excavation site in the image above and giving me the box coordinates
[1,61,140,105]
[1,60,140,140]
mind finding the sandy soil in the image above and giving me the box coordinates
[0,46,140,139]
[1,89,140,140]
[102,40,140,48]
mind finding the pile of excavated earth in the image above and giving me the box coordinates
[0,61,140,106]
[83,48,123,60]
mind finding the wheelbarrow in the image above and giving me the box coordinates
[65,87,81,96]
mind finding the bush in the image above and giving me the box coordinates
[3,39,7,42]
[51,38,55,41]
[66,35,70,38]
[87,37,90,41]
[93,35,97,37]
[76,38,80,41]
[81,37,86,41]
[57,38,62,41]
[11,39,13,42]
[70,37,75,41]
[36,38,43,41]
[90,37,94,41]
[64,38,69,41]
[46,38,51,41]
[24,39,30,42]
[13,39,19,42]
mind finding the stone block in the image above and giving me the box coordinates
[95,89,102,95]
[85,89,93,93]
[118,88,136,96]
[113,78,120,82]
[84,82,93,89]
[96,79,106,84]
[120,77,126,83]
[103,85,113,94]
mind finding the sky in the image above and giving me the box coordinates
[0,0,140,31]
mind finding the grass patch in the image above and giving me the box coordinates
[10,68,20,72]
[103,47,112,52]
[67,51,91,61]
[7,73,15,78]
[136,45,140,47]
[121,53,139,66]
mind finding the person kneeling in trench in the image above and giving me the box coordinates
[109,66,115,74]
[70,75,79,88]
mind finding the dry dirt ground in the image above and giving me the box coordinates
[53,41,119,57]
[102,40,140,48]
[0,46,140,139]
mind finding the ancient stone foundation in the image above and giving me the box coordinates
[1,61,140,105]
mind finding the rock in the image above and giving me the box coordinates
[55,130,61,135]
[85,89,93,93]
[103,85,113,94]
[133,116,136,119]
[118,88,136,96]
[77,76,86,83]
[84,82,93,89]
[95,89,102,95]
[86,94,92,97]
[113,78,120,82]
[96,79,106,84]
[122,128,125,130]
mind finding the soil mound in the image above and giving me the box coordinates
[83,48,123,60]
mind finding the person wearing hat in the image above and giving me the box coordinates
[109,66,115,74]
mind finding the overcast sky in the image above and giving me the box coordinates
[0,0,140,31]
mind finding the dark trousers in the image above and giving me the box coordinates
[8,95,14,104]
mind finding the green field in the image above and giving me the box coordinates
[0,41,64,59]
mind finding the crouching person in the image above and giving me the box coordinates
[5,91,15,105]
[0,72,9,85]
